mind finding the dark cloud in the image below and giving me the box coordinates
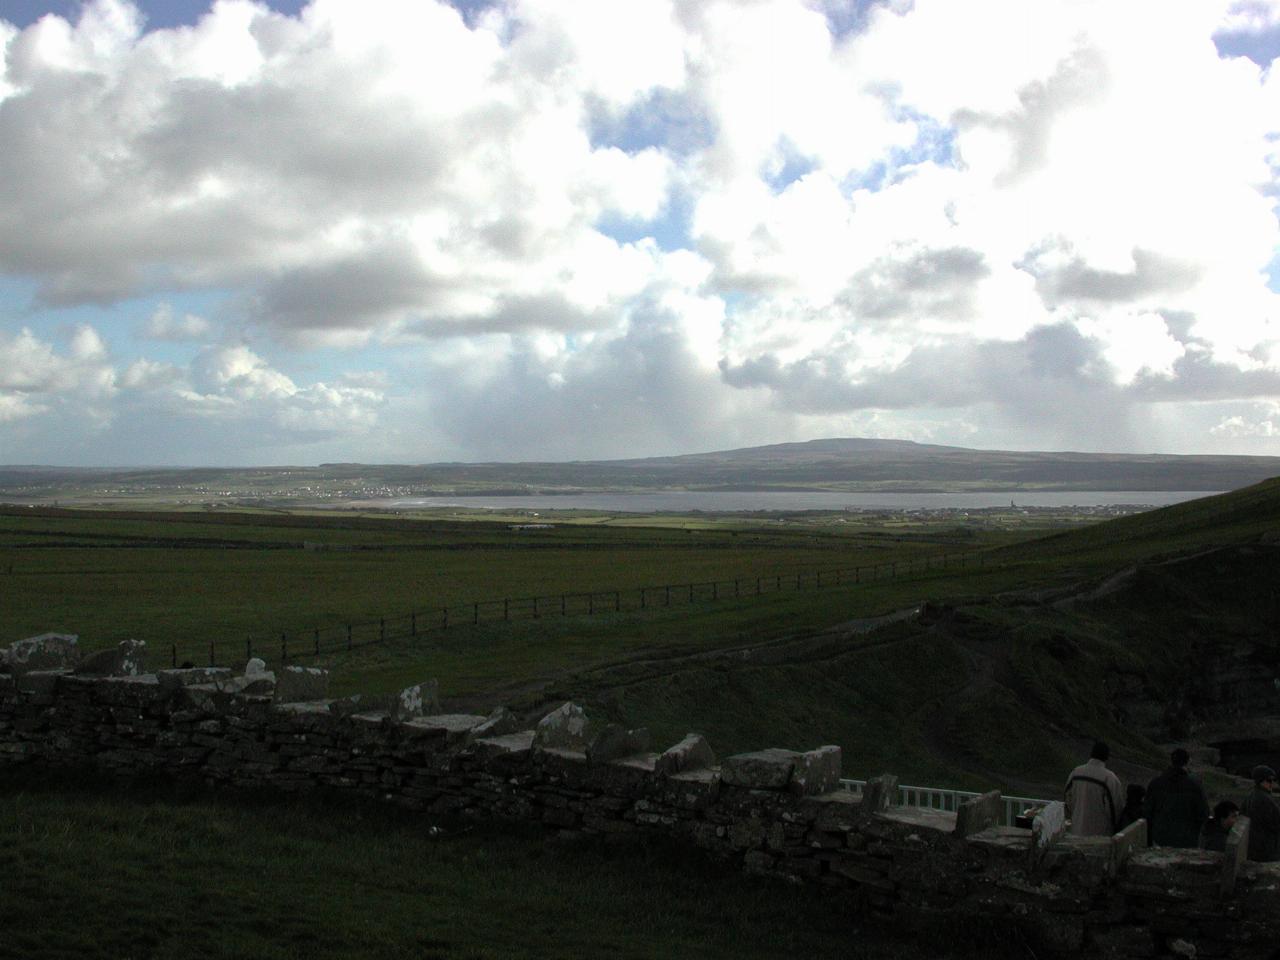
[839,246,989,321]
[1022,246,1203,306]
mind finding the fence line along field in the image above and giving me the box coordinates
[1,506,1035,686]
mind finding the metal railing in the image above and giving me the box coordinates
[839,778,1050,827]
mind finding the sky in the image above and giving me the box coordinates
[2,0,1280,466]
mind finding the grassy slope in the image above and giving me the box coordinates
[554,481,1280,796]
[0,772,1015,960]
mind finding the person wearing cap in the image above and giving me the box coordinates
[1241,765,1280,862]
[1065,740,1125,837]
[1142,747,1210,848]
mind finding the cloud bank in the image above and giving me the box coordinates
[1,0,1278,464]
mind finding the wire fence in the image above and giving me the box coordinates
[168,548,993,670]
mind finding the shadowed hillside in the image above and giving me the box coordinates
[548,480,1280,797]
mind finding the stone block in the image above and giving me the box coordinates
[471,730,536,762]
[954,790,1002,838]
[388,679,439,720]
[273,666,330,704]
[8,633,79,675]
[790,745,841,796]
[861,774,899,814]
[1029,801,1066,872]
[1221,815,1250,897]
[1111,817,1148,879]
[721,748,799,790]
[586,724,650,764]
[532,702,596,752]
[74,639,147,677]
[654,733,716,777]
[15,669,66,695]
[469,705,523,741]
[400,714,486,746]
[157,667,232,691]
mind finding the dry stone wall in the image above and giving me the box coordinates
[2,636,1279,960]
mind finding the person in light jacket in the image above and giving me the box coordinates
[1065,740,1124,837]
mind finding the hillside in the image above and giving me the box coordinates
[4,438,1280,502]
[540,480,1280,796]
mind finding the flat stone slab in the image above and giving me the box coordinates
[400,714,486,744]
[8,633,80,675]
[881,807,956,832]
[587,724,650,764]
[655,733,715,777]
[157,667,232,690]
[75,639,146,677]
[274,666,329,703]
[15,669,68,695]
[790,745,842,796]
[471,730,536,759]
[389,680,440,720]
[533,702,596,752]
[721,748,799,790]
[272,700,334,716]
[469,706,523,740]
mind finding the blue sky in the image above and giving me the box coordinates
[2,0,1280,465]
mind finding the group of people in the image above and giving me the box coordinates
[1064,741,1280,861]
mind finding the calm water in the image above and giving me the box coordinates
[372,490,1222,514]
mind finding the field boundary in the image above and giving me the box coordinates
[174,548,991,669]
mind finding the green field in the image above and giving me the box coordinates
[2,769,1027,960]
[4,482,1279,959]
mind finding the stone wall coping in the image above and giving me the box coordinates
[401,714,487,734]
[803,789,860,808]
[666,767,721,785]
[880,807,956,832]
[537,746,588,762]
[1060,835,1111,857]
[471,730,535,755]
[612,753,658,772]
[273,701,333,716]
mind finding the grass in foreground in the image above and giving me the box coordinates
[0,771,1026,960]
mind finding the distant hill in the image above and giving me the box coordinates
[5,438,1280,498]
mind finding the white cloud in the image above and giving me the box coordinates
[141,303,211,341]
[0,0,1278,461]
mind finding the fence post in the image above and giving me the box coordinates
[689,583,694,602]
[474,602,479,625]
[314,628,320,655]
[504,598,509,621]
[735,578,740,597]
[756,577,761,595]
[614,591,620,612]
[776,575,781,590]
[209,641,215,667]
[347,624,352,651]
[171,643,176,668]
[380,618,385,641]
[640,588,646,610]
[817,571,822,587]
[281,634,287,665]
[561,594,566,615]
[533,597,539,619]
[442,607,449,629]
[712,581,718,600]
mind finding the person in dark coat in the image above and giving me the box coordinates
[1241,765,1280,862]
[1199,800,1240,852]
[1142,748,1210,848]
